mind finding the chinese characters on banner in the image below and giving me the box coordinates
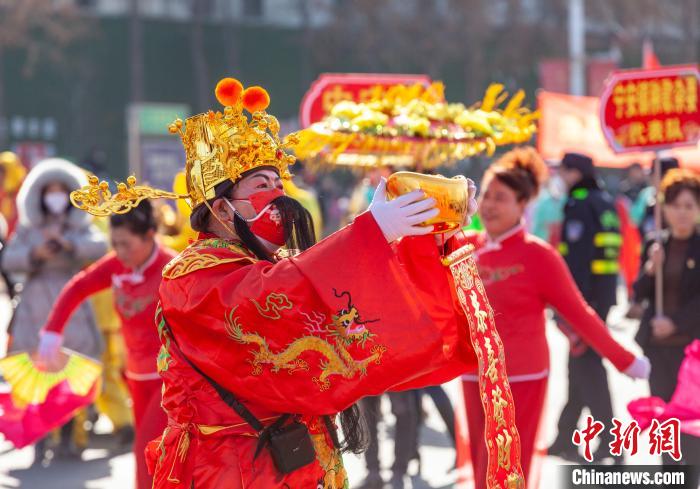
[536,91,700,169]
[572,416,682,462]
[600,65,700,153]
[299,73,432,128]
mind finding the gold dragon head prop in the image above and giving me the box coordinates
[70,77,301,216]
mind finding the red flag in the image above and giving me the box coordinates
[642,38,661,69]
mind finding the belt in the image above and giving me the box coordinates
[163,417,275,484]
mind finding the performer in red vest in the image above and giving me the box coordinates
[37,199,175,489]
[450,147,650,487]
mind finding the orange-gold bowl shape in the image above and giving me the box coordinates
[386,171,469,234]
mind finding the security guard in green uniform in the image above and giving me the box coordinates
[548,152,622,462]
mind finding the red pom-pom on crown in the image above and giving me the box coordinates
[215,78,244,107]
[242,86,270,113]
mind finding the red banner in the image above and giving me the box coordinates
[537,90,700,170]
[299,73,431,128]
[600,65,700,153]
[446,246,524,489]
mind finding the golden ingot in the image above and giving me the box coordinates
[386,171,469,234]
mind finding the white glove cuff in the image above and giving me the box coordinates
[623,356,651,379]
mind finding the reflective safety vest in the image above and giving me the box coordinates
[559,185,621,305]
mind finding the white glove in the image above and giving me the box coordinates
[623,356,651,379]
[369,177,439,243]
[37,331,63,368]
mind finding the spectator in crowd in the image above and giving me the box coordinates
[411,385,457,473]
[358,393,419,489]
[1,158,108,461]
[613,164,645,299]
[529,160,566,246]
[626,157,681,318]
[634,168,700,468]
[619,162,647,203]
[631,157,680,237]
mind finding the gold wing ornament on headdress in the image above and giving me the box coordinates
[70,175,186,217]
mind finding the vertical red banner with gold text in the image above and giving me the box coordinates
[445,245,525,489]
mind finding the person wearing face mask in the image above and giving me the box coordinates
[68,77,510,489]
[446,148,649,488]
[529,161,566,246]
[1,158,108,460]
[33,199,175,489]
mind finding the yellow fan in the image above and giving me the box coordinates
[0,350,102,408]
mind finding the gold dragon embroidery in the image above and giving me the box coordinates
[226,290,386,390]
[312,433,349,489]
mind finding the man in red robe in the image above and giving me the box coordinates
[70,77,519,489]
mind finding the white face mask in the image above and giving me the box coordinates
[43,192,70,215]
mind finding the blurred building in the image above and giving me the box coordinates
[73,0,334,27]
[1,0,695,178]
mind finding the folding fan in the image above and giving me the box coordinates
[0,349,102,448]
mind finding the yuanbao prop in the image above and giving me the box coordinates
[70,77,301,216]
[386,172,470,234]
[0,349,102,448]
[293,82,539,169]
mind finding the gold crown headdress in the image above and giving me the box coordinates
[70,77,300,216]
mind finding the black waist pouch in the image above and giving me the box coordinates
[267,420,316,474]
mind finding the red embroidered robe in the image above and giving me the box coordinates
[149,212,483,489]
